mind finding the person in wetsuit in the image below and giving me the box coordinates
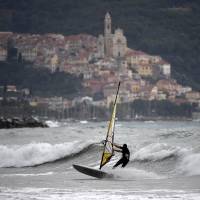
[112,143,130,168]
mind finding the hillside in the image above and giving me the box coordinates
[0,0,200,90]
[0,61,82,97]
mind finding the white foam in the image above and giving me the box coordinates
[133,143,189,162]
[144,120,155,123]
[45,120,60,127]
[80,120,88,124]
[0,141,91,167]
[109,167,162,180]
[1,172,54,177]
[115,123,122,127]
[0,187,199,200]
[179,153,200,176]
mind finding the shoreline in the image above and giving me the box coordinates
[49,116,195,123]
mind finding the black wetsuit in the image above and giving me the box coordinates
[113,145,130,168]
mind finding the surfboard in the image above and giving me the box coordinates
[73,164,113,179]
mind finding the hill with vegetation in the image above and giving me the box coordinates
[0,61,82,97]
[0,0,200,90]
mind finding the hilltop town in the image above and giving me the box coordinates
[0,13,199,120]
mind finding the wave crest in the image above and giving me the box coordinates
[45,120,60,127]
[133,143,188,162]
[0,141,93,168]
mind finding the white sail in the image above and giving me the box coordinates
[99,82,120,169]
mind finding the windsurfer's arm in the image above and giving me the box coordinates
[113,143,122,149]
[113,143,122,152]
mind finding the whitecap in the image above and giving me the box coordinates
[45,120,60,128]
[0,141,92,167]
[132,143,189,162]
[178,153,200,176]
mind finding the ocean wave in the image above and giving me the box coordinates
[45,120,60,128]
[178,153,200,176]
[107,167,162,179]
[80,120,88,124]
[1,172,54,177]
[132,143,189,162]
[0,141,94,168]
[158,129,194,139]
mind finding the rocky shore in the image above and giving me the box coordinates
[0,117,48,129]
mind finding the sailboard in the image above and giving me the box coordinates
[73,164,113,178]
[99,81,120,169]
[73,82,120,178]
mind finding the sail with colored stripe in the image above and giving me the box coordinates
[99,82,120,169]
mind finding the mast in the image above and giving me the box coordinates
[99,81,120,169]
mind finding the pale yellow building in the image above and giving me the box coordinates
[137,65,153,77]
[19,47,37,62]
[50,54,59,72]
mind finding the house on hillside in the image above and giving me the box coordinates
[0,47,7,61]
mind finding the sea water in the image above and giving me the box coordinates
[0,120,200,199]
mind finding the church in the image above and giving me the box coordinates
[97,12,127,59]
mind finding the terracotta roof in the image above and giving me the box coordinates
[157,60,170,65]
[126,49,146,57]
[157,79,176,85]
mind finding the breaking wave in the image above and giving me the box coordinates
[132,143,189,162]
[0,141,94,168]
[131,142,200,177]
[45,120,60,128]
[1,139,200,177]
[178,153,200,176]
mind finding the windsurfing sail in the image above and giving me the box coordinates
[99,82,120,169]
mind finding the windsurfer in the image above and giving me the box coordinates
[112,143,130,168]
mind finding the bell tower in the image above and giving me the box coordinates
[104,12,111,36]
[104,12,113,57]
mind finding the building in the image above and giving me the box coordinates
[0,47,7,61]
[50,54,59,72]
[83,79,103,95]
[156,79,180,93]
[185,91,200,103]
[97,34,104,58]
[19,47,37,62]
[137,64,153,77]
[158,61,171,77]
[97,12,127,59]
[103,83,118,98]
[125,50,150,69]
[112,28,127,58]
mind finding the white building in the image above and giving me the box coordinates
[18,46,37,62]
[159,62,171,77]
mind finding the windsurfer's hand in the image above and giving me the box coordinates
[100,140,106,145]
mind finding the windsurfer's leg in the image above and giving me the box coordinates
[112,158,123,168]
[121,159,129,168]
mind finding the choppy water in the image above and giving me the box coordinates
[0,120,200,199]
